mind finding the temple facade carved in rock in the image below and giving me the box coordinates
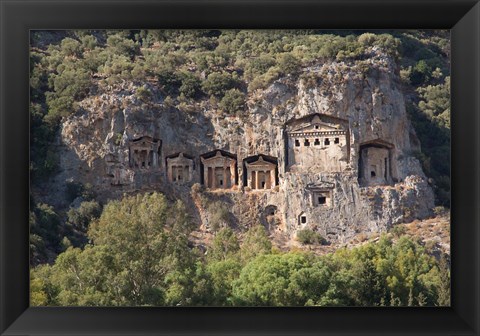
[358,139,395,187]
[285,114,350,173]
[166,152,195,184]
[307,182,335,208]
[129,136,161,170]
[200,150,237,189]
[244,155,278,190]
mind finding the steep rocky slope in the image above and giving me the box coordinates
[48,48,434,244]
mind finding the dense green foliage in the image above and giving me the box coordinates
[393,31,450,206]
[31,192,450,307]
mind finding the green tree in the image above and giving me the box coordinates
[67,200,102,230]
[244,55,276,80]
[208,227,240,262]
[219,88,246,116]
[240,225,272,263]
[206,258,241,305]
[276,53,301,76]
[32,193,197,306]
[207,201,231,232]
[296,229,326,245]
[202,72,237,98]
[179,72,202,99]
[417,76,450,129]
[106,33,139,58]
[436,253,451,306]
[232,253,330,306]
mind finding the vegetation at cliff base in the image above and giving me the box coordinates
[31,192,450,307]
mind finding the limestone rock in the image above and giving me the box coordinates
[51,56,435,244]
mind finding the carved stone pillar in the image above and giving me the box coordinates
[184,165,188,182]
[230,163,235,187]
[270,169,276,187]
[203,164,209,187]
[223,167,228,188]
[168,163,173,182]
[152,150,158,168]
[212,167,216,189]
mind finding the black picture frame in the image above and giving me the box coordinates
[1,0,479,335]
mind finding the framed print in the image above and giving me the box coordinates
[1,0,479,335]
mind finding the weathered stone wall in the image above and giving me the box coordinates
[50,51,435,243]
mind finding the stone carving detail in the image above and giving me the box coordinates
[244,155,278,190]
[129,136,161,170]
[166,152,195,184]
[200,150,237,189]
[285,114,350,173]
[358,139,395,186]
[306,182,335,207]
[105,153,134,186]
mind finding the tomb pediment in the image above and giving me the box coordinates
[245,156,277,169]
[129,136,160,150]
[306,181,335,190]
[201,150,236,165]
[200,150,237,189]
[360,138,394,149]
[166,152,194,164]
[290,122,341,134]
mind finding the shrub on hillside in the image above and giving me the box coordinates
[296,229,327,245]
[219,89,245,116]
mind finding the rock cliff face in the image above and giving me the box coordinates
[52,50,434,243]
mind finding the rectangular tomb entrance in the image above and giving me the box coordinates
[200,150,237,189]
[358,139,395,186]
[166,152,195,184]
[129,136,161,170]
[307,182,335,208]
[244,155,278,190]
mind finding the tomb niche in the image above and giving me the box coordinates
[166,152,195,184]
[129,136,161,170]
[285,114,350,172]
[263,205,280,232]
[298,212,307,226]
[243,155,278,190]
[306,182,335,207]
[105,153,134,186]
[200,150,237,189]
[358,139,394,187]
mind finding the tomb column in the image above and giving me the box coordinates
[230,163,235,187]
[134,151,139,168]
[255,170,260,190]
[252,170,257,189]
[363,148,369,181]
[167,161,173,182]
[152,150,158,168]
[188,164,193,182]
[203,161,208,187]
[223,167,228,189]
[247,168,251,189]
[212,166,216,189]
[270,169,276,187]
[142,150,147,168]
